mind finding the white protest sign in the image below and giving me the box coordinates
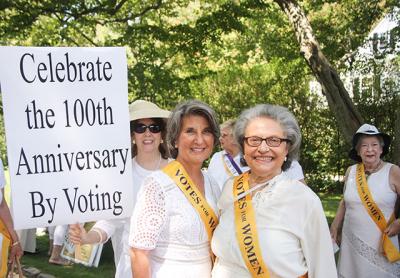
[0,47,133,229]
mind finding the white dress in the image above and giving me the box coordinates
[94,158,156,278]
[129,170,221,278]
[211,173,337,278]
[338,163,400,278]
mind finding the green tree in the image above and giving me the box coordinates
[1,0,399,189]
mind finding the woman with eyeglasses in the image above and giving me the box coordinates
[129,100,221,278]
[69,100,170,278]
[211,104,337,278]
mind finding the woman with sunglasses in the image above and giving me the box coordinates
[211,104,336,278]
[129,100,221,277]
[69,100,170,278]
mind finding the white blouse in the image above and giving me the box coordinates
[211,173,337,278]
[94,158,157,278]
[129,170,221,277]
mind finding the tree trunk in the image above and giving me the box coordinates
[273,0,364,144]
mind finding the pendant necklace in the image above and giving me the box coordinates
[365,160,382,178]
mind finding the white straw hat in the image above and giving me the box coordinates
[129,100,170,121]
[349,123,391,162]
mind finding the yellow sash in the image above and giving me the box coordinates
[162,160,219,242]
[355,163,400,262]
[233,172,270,277]
[221,155,235,177]
[0,219,11,276]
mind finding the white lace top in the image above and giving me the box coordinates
[129,169,221,277]
[94,158,158,278]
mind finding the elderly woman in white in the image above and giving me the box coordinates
[331,124,400,278]
[211,104,337,278]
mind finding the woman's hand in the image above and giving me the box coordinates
[68,223,87,245]
[330,199,346,245]
[8,241,23,263]
[384,219,400,237]
[330,224,341,245]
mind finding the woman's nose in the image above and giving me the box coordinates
[258,141,270,152]
[194,133,205,143]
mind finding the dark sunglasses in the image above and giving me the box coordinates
[132,123,162,134]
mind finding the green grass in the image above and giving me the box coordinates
[21,235,115,278]
[319,192,342,225]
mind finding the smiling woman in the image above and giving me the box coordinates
[211,104,337,278]
[67,100,170,277]
[331,124,400,277]
[129,100,221,278]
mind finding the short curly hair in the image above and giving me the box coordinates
[234,104,301,171]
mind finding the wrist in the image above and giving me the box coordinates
[10,233,19,244]
[92,228,105,244]
[12,240,20,247]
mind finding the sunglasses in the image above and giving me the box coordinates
[132,123,162,134]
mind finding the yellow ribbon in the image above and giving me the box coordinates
[233,172,270,277]
[162,160,219,242]
[355,163,400,262]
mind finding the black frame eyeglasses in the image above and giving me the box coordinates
[131,123,162,134]
[244,136,291,147]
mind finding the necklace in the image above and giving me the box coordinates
[364,160,383,177]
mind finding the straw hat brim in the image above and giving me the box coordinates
[130,109,170,121]
[129,100,170,121]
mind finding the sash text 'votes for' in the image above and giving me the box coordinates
[16,144,130,175]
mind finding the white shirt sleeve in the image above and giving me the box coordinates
[93,218,126,241]
[129,176,167,250]
[284,160,305,181]
[301,199,337,278]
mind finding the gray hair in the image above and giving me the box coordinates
[166,100,220,158]
[220,119,236,132]
[234,104,301,171]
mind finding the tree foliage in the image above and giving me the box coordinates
[0,0,399,191]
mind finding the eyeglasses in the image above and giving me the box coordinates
[132,123,162,134]
[244,136,291,147]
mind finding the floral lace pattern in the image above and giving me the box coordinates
[129,171,219,256]
[343,228,400,277]
[130,176,167,249]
